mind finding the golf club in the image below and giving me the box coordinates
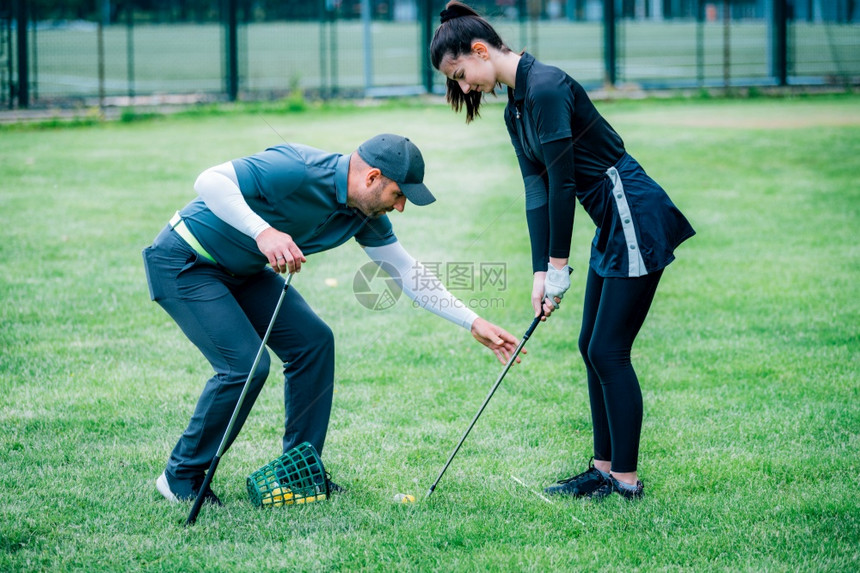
[186,272,294,526]
[426,310,543,498]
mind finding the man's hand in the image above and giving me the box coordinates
[471,318,524,365]
[256,227,306,273]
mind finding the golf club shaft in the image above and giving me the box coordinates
[426,313,542,498]
[186,273,293,526]
[186,454,221,526]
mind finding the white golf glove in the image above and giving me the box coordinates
[544,263,572,308]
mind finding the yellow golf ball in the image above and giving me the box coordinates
[295,493,325,504]
[265,485,294,507]
[393,493,415,504]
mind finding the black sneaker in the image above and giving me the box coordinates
[191,474,224,506]
[589,475,644,500]
[544,460,608,497]
[197,487,224,506]
[326,479,345,493]
[610,476,644,500]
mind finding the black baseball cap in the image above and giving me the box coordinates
[357,134,436,206]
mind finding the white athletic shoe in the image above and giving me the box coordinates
[156,471,223,506]
[156,471,180,503]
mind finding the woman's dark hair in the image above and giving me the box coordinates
[430,1,509,123]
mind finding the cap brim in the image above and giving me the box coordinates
[401,182,436,206]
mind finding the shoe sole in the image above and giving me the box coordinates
[156,472,180,503]
[544,489,595,498]
[544,480,606,498]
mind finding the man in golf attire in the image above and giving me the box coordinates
[143,134,521,503]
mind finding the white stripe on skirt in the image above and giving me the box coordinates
[607,166,648,277]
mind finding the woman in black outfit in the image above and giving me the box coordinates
[430,1,695,500]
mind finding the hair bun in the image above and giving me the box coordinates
[439,3,473,24]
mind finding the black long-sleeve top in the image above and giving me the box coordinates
[504,52,626,272]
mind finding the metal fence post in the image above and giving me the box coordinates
[518,0,527,50]
[770,0,788,85]
[98,0,106,110]
[723,0,731,90]
[330,5,338,98]
[2,13,10,108]
[225,0,239,101]
[603,0,617,87]
[320,0,328,99]
[421,0,433,94]
[361,0,372,96]
[697,0,704,87]
[320,0,338,99]
[14,0,27,107]
[127,3,135,98]
[529,0,539,58]
[30,0,38,102]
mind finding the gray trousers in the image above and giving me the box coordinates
[142,225,334,491]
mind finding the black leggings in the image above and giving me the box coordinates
[578,266,663,473]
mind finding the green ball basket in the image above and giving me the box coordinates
[246,442,330,507]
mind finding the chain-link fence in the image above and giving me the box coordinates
[3,0,859,109]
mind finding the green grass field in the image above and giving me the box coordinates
[1,94,858,571]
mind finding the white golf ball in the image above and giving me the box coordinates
[393,493,415,504]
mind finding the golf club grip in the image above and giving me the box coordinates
[186,455,221,525]
[523,314,541,340]
[426,314,542,498]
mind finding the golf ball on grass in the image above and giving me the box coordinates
[393,493,415,504]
